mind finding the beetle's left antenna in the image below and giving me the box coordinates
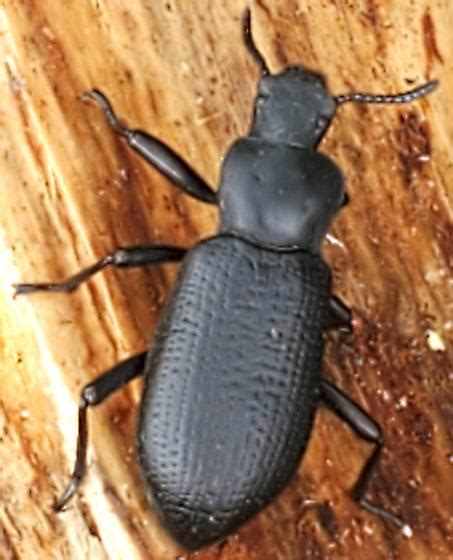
[242,8,270,77]
[335,79,438,105]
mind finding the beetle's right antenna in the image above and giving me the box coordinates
[242,8,270,77]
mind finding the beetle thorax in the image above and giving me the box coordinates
[218,137,345,253]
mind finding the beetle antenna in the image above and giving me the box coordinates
[242,8,270,77]
[335,79,438,105]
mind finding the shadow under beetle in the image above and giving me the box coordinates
[16,8,437,552]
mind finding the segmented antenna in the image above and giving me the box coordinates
[335,79,438,105]
[242,8,270,77]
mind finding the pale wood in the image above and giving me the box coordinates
[0,1,451,559]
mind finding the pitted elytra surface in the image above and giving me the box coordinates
[138,237,329,548]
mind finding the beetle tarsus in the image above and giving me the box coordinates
[14,246,185,295]
[321,380,410,533]
[54,353,147,510]
[53,400,89,512]
[83,89,131,138]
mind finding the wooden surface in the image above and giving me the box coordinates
[0,1,451,559]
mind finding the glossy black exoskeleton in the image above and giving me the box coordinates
[15,8,437,552]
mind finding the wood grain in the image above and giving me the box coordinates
[0,1,451,559]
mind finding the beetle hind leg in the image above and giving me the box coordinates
[53,352,147,511]
[321,379,412,536]
[350,442,411,534]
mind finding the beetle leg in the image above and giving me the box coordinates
[320,379,411,535]
[325,296,352,332]
[53,352,147,511]
[341,192,350,207]
[83,89,217,204]
[14,245,186,295]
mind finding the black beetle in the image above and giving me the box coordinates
[15,8,437,552]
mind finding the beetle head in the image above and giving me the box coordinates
[250,67,336,148]
[242,8,437,149]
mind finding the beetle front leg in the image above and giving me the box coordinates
[84,90,217,204]
[14,245,186,295]
[53,352,147,511]
[320,379,412,536]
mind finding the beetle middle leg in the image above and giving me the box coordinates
[320,379,411,534]
[14,245,186,295]
[53,351,147,511]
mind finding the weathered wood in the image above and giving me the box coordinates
[0,1,451,559]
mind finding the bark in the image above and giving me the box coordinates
[0,1,451,559]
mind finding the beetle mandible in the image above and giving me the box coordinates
[15,8,437,552]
